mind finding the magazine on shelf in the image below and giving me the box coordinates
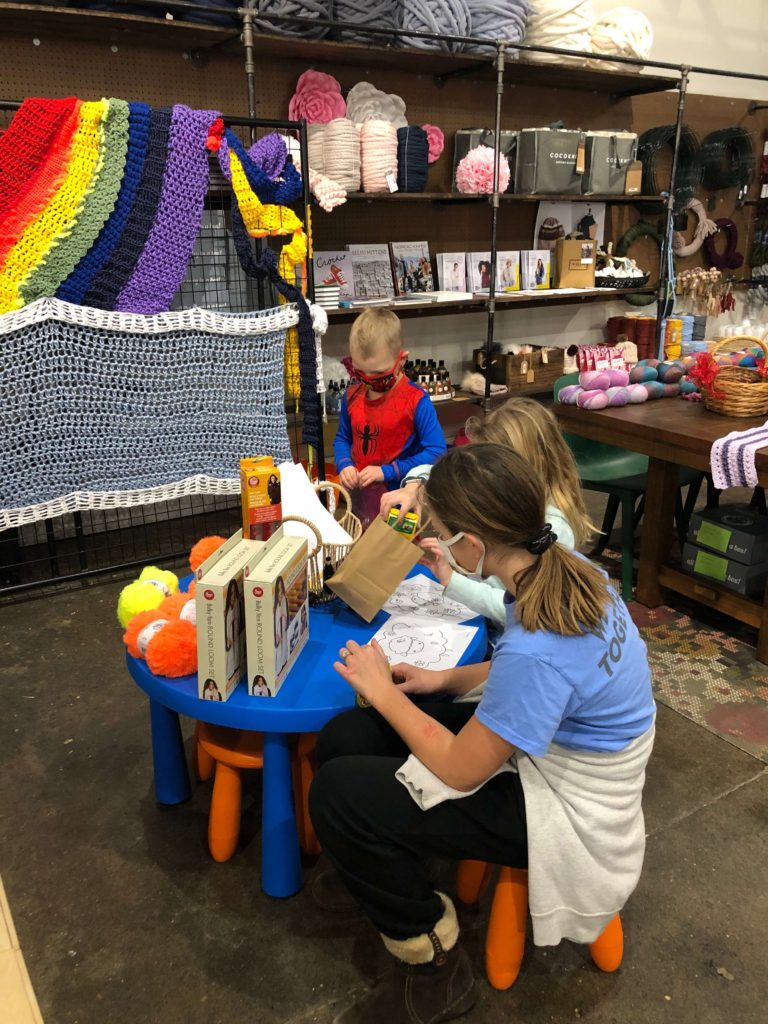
[435,252,467,292]
[313,251,354,299]
[389,241,434,295]
[346,244,396,298]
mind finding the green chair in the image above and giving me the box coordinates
[554,373,703,602]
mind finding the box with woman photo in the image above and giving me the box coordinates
[244,526,309,697]
[195,530,262,702]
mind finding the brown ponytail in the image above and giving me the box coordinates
[424,444,611,637]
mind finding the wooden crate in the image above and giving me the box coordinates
[473,347,565,395]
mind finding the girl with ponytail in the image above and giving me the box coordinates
[310,444,655,1024]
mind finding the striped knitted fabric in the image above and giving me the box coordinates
[222,127,303,205]
[0,100,106,313]
[0,98,78,219]
[21,98,131,305]
[58,102,152,305]
[84,106,172,310]
[0,101,82,267]
[115,104,218,314]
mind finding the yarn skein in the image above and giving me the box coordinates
[396,0,471,54]
[588,7,653,70]
[334,0,396,42]
[465,0,529,54]
[307,123,326,175]
[361,120,398,193]
[524,0,594,65]
[397,126,429,193]
[322,118,361,192]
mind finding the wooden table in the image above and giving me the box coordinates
[554,400,768,662]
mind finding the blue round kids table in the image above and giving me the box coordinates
[126,569,488,898]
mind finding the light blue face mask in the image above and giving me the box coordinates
[437,531,486,581]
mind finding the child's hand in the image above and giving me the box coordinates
[418,537,453,588]
[391,662,447,696]
[334,639,393,706]
[339,466,360,490]
[380,481,422,523]
[359,465,385,487]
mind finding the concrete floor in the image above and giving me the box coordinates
[2,556,768,1024]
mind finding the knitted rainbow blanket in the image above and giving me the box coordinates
[0,99,237,315]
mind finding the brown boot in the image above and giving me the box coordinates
[334,894,476,1024]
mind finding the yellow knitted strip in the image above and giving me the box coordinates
[0,100,107,313]
[230,150,303,237]
[284,326,301,399]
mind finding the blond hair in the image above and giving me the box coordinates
[466,397,595,548]
[424,444,611,637]
[349,308,403,361]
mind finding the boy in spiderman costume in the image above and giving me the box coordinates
[333,309,446,528]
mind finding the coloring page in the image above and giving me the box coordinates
[382,573,477,623]
[372,617,477,671]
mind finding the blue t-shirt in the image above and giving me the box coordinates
[476,590,656,755]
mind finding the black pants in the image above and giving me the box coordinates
[308,703,528,942]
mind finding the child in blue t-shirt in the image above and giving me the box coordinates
[309,443,655,1024]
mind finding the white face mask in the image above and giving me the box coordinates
[437,531,486,581]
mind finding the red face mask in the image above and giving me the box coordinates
[353,351,405,393]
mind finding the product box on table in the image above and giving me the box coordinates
[688,504,768,566]
[196,530,262,702]
[244,525,309,697]
[682,541,768,596]
[241,456,282,541]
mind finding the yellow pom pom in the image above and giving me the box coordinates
[116,566,179,627]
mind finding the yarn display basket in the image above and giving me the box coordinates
[288,480,361,605]
[702,336,768,418]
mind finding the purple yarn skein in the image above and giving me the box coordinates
[248,133,288,179]
[115,104,219,314]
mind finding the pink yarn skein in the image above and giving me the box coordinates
[625,383,649,403]
[577,389,609,410]
[557,384,583,404]
[455,145,510,194]
[579,370,612,390]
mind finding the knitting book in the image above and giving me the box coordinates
[466,252,493,293]
[244,525,309,697]
[389,241,434,295]
[435,253,467,292]
[196,530,262,702]
[313,251,354,300]
[346,244,396,298]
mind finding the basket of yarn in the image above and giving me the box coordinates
[692,336,768,418]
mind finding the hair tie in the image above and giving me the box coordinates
[526,523,557,555]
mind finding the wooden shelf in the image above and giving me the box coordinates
[0,4,678,97]
[325,287,656,323]
[341,192,662,204]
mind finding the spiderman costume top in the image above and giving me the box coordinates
[333,375,446,487]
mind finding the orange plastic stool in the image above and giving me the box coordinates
[194,723,319,862]
[457,860,623,990]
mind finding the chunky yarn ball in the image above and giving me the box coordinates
[577,388,610,410]
[465,0,529,54]
[346,82,407,128]
[558,384,583,404]
[253,0,331,39]
[396,0,471,53]
[588,7,654,71]
[190,535,227,573]
[456,145,511,194]
[625,383,649,403]
[642,380,665,400]
[662,383,681,398]
[579,370,612,390]
[629,364,658,383]
[656,361,684,384]
[117,566,179,628]
[605,386,629,406]
[334,0,396,42]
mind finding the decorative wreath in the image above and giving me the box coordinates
[615,221,662,306]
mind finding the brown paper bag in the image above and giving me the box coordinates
[327,515,425,622]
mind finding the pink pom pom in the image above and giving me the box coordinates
[421,124,445,164]
[579,371,612,390]
[625,383,649,403]
[557,384,583,405]
[605,386,629,406]
[455,145,511,194]
[577,389,610,410]
[607,369,629,387]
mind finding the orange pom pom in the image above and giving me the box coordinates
[158,593,191,619]
[190,535,227,573]
[146,619,198,677]
[123,609,171,659]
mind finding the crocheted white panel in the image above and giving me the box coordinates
[2,297,298,529]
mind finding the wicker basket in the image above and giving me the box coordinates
[701,336,768,418]
[284,480,362,604]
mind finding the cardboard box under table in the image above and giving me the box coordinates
[688,505,768,565]
[682,543,768,596]
[244,525,309,697]
[196,530,262,702]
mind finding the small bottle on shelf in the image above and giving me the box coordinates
[427,372,436,397]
